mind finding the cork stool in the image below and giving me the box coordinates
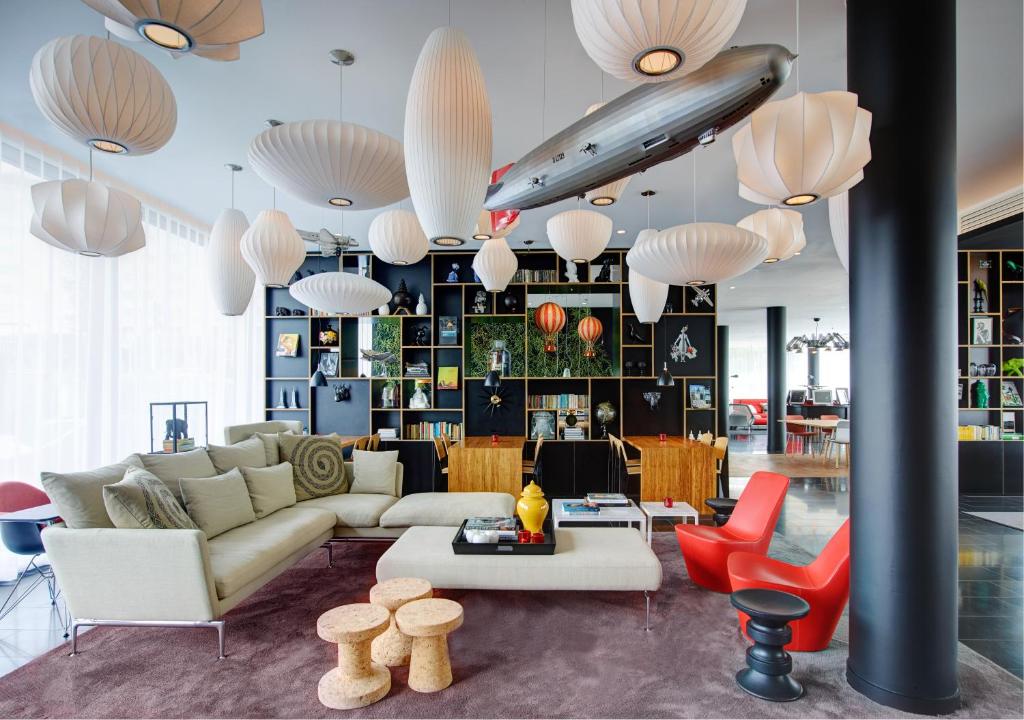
[316,603,392,710]
[395,597,464,693]
[370,577,433,667]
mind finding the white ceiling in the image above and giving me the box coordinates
[0,0,1020,344]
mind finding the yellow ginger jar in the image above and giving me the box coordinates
[516,481,549,534]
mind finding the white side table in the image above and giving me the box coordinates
[639,501,699,545]
[551,499,647,538]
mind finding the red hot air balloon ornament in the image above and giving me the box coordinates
[534,302,566,353]
[577,315,603,358]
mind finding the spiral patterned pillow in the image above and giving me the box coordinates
[278,434,348,500]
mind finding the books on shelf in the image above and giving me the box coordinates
[527,393,590,410]
[958,425,1002,441]
[405,361,430,377]
[585,493,629,506]
[403,421,463,441]
[162,437,195,453]
[377,428,398,439]
[563,427,586,440]
[512,268,558,283]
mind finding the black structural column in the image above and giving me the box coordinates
[766,307,786,454]
[847,0,960,713]
[716,325,730,494]
[806,350,820,387]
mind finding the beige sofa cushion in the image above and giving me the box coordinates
[240,462,297,518]
[40,454,143,529]
[379,492,516,528]
[206,436,268,474]
[296,493,399,529]
[350,450,399,495]
[139,449,217,501]
[278,434,348,500]
[179,469,256,539]
[254,431,297,465]
[103,467,197,531]
[207,506,335,599]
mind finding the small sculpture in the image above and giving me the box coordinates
[291,309,305,316]
[409,384,430,409]
[624,360,634,377]
[627,322,647,343]
[415,293,429,315]
[642,391,662,411]
[664,301,674,313]
[380,381,396,409]
[392,279,413,313]
[670,326,698,363]
[562,367,571,377]
[564,261,579,283]
[377,303,390,316]
[164,418,188,441]
[690,286,714,308]
[318,326,339,346]
[972,278,988,313]
[290,388,301,409]
[595,257,612,282]
[446,263,461,283]
[637,361,648,376]
[276,389,288,409]
[333,384,351,402]
[414,326,430,346]
[473,290,487,314]
[274,306,292,316]
[502,291,518,312]
[971,379,989,408]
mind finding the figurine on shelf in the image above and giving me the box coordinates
[624,360,634,377]
[377,303,390,316]
[564,261,579,283]
[627,321,647,343]
[290,388,301,409]
[164,418,188,442]
[502,291,519,312]
[291,309,305,316]
[318,325,339,346]
[670,326,698,363]
[415,293,429,315]
[409,383,431,409]
[414,326,430,346]
[473,290,488,314]
[276,389,288,409]
[972,278,988,313]
[562,367,571,377]
[274,307,292,316]
[642,391,661,411]
[596,401,617,439]
[333,384,351,402]
[637,361,648,376]
[664,301,674,313]
[446,263,461,283]
[381,381,397,409]
[595,257,612,282]
[690,286,714,309]
[392,279,413,314]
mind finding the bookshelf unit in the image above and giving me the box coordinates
[956,214,1023,494]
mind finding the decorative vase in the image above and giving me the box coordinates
[378,303,390,316]
[415,293,429,315]
[516,481,549,534]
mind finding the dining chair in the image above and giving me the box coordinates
[818,414,841,457]
[728,404,755,438]
[825,420,851,468]
[367,433,381,451]
[698,432,714,445]
[785,415,817,455]
[440,431,452,451]
[353,435,371,451]
[522,435,545,481]
[607,435,641,495]
[432,436,449,480]
[0,482,63,626]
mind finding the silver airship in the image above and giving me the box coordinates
[484,44,795,212]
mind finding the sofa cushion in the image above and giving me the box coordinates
[40,455,143,529]
[139,449,218,501]
[179,469,256,539]
[296,493,399,529]
[350,450,399,495]
[102,467,197,531]
[254,431,297,465]
[206,436,268,475]
[378,492,516,528]
[278,434,348,500]
[240,462,297,519]
[207,506,335,599]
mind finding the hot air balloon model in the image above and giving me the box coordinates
[577,315,603,359]
[534,302,567,353]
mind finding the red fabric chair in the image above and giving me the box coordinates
[727,519,851,651]
[734,399,768,426]
[675,471,789,592]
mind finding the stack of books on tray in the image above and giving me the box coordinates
[584,493,629,507]
[377,428,398,440]
[561,501,600,514]
[465,516,518,541]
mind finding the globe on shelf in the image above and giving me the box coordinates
[596,401,617,439]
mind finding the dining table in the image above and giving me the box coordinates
[446,435,527,495]
[777,418,842,455]
[622,436,716,511]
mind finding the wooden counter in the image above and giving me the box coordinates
[447,436,526,495]
[623,436,716,511]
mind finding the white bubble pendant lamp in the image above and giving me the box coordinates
[547,209,614,264]
[30,178,145,257]
[289,272,392,316]
[81,0,265,61]
[570,0,747,83]
[405,27,492,246]
[829,191,849,272]
[626,222,767,286]
[208,164,254,315]
[737,207,805,263]
[472,237,519,292]
[627,229,669,323]
[368,209,428,266]
[29,35,176,155]
[240,208,305,288]
[732,91,872,206]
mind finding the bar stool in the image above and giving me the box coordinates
[316,603,392,710]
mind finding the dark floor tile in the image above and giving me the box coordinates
[960,639,1024,678]
[958,615,1023,641]
[957,595,1020,616]
[959,579,1013,598]
[958,565,1002,581]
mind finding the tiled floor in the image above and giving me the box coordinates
[0,579,69,678]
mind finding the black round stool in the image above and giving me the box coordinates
[705,497,737,526]
[730,588,811,702]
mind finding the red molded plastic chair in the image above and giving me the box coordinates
[675,471,789,592]
[727,519,851,651]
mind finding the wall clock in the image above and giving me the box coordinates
[478,385,512,416]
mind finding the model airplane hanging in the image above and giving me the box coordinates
[690,286,714,308]
[484,44,795,216]
[359,349,398,364]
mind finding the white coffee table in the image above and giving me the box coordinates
[551,499,647,537]
[639,501,699,545]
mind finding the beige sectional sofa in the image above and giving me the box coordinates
[41,421,514,657]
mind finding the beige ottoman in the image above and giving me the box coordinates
[395,598,464,693]
[369,577,433,667]
[316,603,392,709]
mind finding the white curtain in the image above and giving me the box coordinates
[0,128,263,579]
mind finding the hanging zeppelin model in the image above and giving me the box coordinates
[484,44,795,214]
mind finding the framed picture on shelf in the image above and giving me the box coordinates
[275,333,299,357]
[319,351,339,377]
[688,383,712,409]
[1001,381,1023,408]
[437,366,459,390]
[970,317,993,345]
[438,316,459,345]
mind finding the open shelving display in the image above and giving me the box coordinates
[263,249,718,444]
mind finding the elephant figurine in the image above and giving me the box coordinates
[165,417,188,441]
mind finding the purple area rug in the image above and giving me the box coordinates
[0,535,1020,719]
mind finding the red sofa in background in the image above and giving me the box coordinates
[734,399,768,426]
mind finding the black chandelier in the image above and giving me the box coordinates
[786,317,849,354]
